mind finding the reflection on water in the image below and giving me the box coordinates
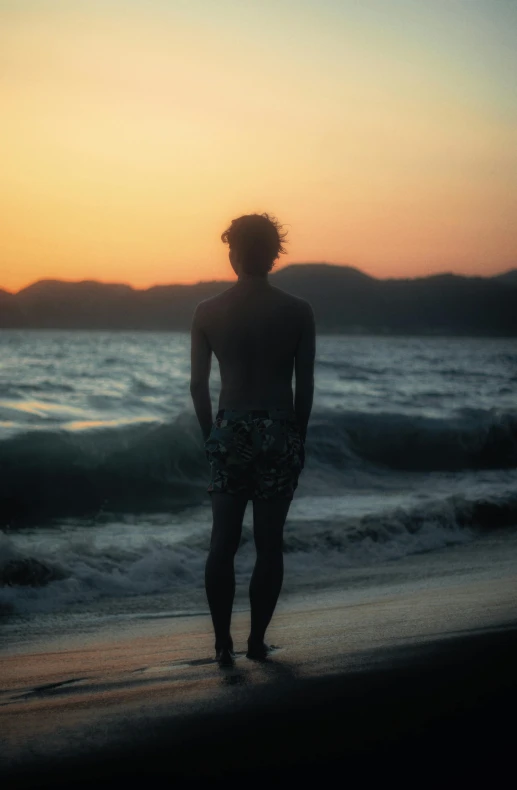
[1,331,516,436]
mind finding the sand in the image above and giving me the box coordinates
[1,571,516,787]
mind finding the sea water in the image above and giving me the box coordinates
[1,330,516,638]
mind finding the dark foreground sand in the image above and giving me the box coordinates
[1,574,516,787]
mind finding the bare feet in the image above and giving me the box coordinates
[215,646,235,667]
[246,640,276,661]
[215,637,235,667]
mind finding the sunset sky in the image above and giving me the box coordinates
[1,0,516,292]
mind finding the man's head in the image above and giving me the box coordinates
[221,213,288,277]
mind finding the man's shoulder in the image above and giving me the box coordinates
[193,284,313,322]
[269,285,313,313]
[193,286,233,313]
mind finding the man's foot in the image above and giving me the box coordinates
[246,640,275,661]
[215,646,235,667]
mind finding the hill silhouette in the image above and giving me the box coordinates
[1,264,516,335]
[493,269,517,286]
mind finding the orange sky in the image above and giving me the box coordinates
[1,0,516,293]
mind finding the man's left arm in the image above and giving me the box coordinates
[190,303,213,441]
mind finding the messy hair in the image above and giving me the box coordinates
[221,212,289,275]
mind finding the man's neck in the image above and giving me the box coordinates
[236,274,269,286]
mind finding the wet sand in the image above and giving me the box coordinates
[1,574,516,787]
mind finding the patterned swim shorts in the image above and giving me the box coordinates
[204,408,305,500]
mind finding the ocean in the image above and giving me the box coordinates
[1,330,516,643]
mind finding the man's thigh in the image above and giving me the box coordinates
[252,497,292,550]
[210,492,249,528]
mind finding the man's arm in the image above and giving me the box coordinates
[294,301,315,443]
[190,302,213,441]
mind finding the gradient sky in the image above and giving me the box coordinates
[1,0,516,292]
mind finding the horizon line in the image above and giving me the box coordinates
[1,262,516,296]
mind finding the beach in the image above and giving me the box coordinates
[2,548,516,787]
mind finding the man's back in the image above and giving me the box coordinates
[199,280,312,411]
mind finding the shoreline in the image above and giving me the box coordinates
[3,528,515,654]
[1,572,516,785]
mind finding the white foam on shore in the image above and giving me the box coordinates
[0,495,492,617]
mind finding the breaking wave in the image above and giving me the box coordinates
[1,491,515,615]
[1,407,516,524]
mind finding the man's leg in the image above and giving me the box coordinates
[247,496,292,659]
[205,492,248,660]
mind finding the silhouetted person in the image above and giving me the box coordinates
[190,213,315,666]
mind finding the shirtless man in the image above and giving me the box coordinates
[190,213,315,666]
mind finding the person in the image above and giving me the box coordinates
[190,213,315,666]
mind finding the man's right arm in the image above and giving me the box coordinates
[294,301,316,443]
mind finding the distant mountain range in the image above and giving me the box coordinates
[1,264,517,335]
